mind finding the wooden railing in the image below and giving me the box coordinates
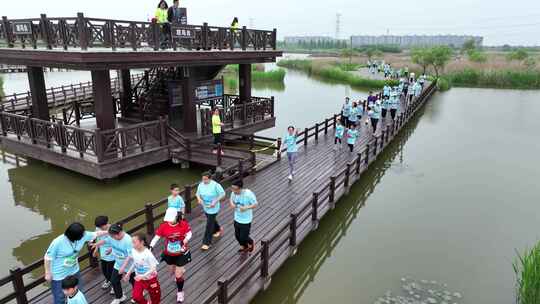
[0,14,277,51]
[0,82,436,304]
[200,81,438,304]
[0,73,144,115]
[0,154,258,304]
[200,96,275,135]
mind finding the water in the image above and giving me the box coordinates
[253,88,540,304]
[2,61,540,304]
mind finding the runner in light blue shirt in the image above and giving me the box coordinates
[229,179,258,253]
[334,119,345,149]
[284,126,299,180]
[62,275,88,304]
[341,97,352,128]
[168,183,186,213]
[197,172,226,249]
[94,216,114,290]
[349,104,359,125]
[44,223,101,304]
[346,125,359,152]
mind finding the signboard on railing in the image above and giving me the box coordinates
[171,26,194,39]
[12,22,32,35]
[194,79,224,102]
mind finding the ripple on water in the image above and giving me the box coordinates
[374,277,463,304]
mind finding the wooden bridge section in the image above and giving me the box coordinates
[0,82,437,304]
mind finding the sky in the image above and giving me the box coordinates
[2,0,540,46]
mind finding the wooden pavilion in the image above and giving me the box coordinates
[0,13,282,179]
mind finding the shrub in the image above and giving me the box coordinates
[514,242,540,304]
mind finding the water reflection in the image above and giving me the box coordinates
[253,104,426,304]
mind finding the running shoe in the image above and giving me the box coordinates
[213,227,223,238]
[177,291,185,303]
[101,281,111,289]
[287,174,293,181]
[248,243,255,253]
[110,287,115,295]
[201,244,210,251]
[110,295,126,304]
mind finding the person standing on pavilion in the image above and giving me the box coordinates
[155,0,170,49]
[212,108,225,154]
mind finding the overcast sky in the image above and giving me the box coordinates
[2,0,539,46]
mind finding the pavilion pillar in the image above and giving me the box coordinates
[238,64,252,123]
[119,69,132,118]
[91,70,115,130]
[181,68,197,133]
[27,67,50,121]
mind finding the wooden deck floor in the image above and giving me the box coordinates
[29,84,436,304]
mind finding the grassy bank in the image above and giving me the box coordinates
[514,242,540,304]
[277,59,398,89]
[442,69,540,90]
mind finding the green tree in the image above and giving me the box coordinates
[430,46,453,77]
[468,50,487,63]
[411,47,433,74]
[461,39,476,54]
[506,49,529,62]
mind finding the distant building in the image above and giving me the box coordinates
[284,36,335,44]
[350,35,483,48]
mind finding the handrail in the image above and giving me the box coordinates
[0,14,277,51]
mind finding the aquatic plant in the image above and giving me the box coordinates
[443,69,540,89]
[277,59,398,89]
[514,242,540,304]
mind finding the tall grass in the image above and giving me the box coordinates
[443,69,540,89]
[278,59,398,89]
[514,242,540,304]
[223,64,286,82]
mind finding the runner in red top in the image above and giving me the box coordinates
[150,209,192,303]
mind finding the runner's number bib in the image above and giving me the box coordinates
[63,255,77,267]
[167,240,182,253]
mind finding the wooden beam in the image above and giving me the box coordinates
[91,70,115,130]
[27,66,50,121]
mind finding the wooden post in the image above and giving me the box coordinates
[270,96,275,118]
[40,14,52,49]
[386,125,391,142]
[144,203,155,236]
[119,69,132,117]
[356,153,362,174]
[329,176,336,206]
[129,22,137,51]
[304,128,308,146]
[272,28,277,50]
[324,118,328,135]
[92,70,115,131]
[241,26,247,50]
[217,144,223,167]
[250,152,256,173]
[107,20,116,50]
[314,123,319,141]
[344,163,351,188]
[238,64,252,124]
[333,114,337,128]
[202,22,209,50]
[59,121,68,153]
[276,137,282,160]
[184,185,193,214]
[217,279,228,304]
[10,267,28,304]
[261,240,270,278]
[373,137,378,156]
[2,16,13,47]
[27,67,50,121]
[249,134,255,150]
[0,110,6,136]
[151,20,160,51]
[289,213,297,248]
[237,160,244,180]
[311,192,319,230]
[77,13,88,50]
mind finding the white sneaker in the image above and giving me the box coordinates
[287,174,293,181]
[177,291,185,303]
[101,281,111,289]
[110,295,126,304]
[110,287,115,295]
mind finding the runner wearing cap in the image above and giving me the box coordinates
[150,209,192,303]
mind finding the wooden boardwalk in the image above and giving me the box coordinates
[21,83,437,304]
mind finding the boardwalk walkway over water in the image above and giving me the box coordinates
[0,82,437,304]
